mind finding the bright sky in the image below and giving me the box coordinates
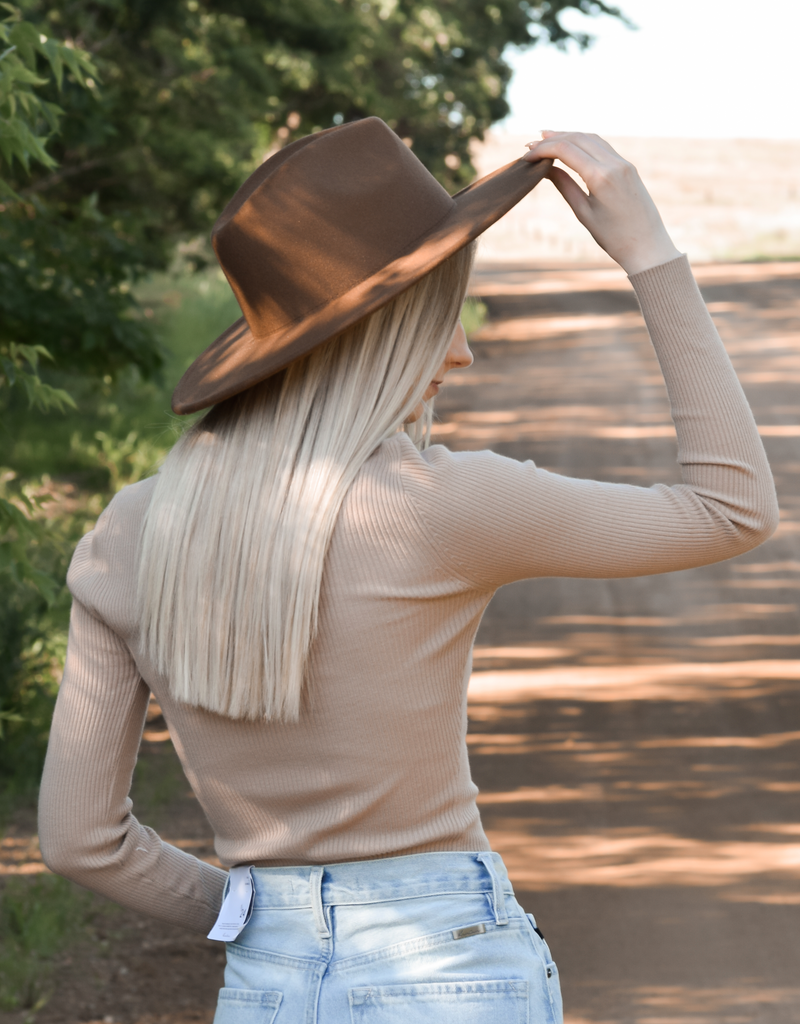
[502,0,800,138]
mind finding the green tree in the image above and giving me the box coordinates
[0,2,94,189]
[15,0,624,269]
[0,3,94,597]
[270,0,628,188]
[0,5,108,799]
[0,2,162,387]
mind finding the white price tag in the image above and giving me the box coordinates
[207,865,254,942]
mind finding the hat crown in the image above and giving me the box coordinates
[172,117,551,415]
[212,118,455,341]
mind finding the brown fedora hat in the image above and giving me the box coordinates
[172,117,551,414]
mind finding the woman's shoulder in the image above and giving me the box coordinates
[389,432,538,532]
[390,432,523,493]
[66,476,158,634]
[382,434,546,589]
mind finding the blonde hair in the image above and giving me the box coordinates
[138,243,475,721]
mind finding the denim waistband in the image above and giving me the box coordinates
[245,851,513,911]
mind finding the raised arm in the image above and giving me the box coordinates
[402,135,778,589]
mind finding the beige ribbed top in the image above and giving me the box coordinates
[38,256,778,934]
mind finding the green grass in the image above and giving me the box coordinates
[0,874,95,1013]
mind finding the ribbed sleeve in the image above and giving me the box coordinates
[401,255,778,588]
[38,600,227,934]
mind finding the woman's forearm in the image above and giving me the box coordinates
[631,253,779,541]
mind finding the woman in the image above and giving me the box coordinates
[39,119,778,1023]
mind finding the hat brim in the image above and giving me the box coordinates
[172,155,552,415]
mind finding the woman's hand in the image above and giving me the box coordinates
[523,131,681,276]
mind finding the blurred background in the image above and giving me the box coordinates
[1,1,798,1021]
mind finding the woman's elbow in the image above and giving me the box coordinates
[760,504,781,545]
[700,486,781,559]
[739,496,781,551]
[38,815,111,883]
[39,830,91,882]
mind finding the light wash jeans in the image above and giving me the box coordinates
[213,851,563,1024]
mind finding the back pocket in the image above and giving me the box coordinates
[349,980,528,1023]
[213,988,282,1024]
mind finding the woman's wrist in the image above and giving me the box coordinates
[620,240,683,277]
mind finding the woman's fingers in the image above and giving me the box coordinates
[522,131,681,275]
[559,131,624,162]
[523,135,600,186]
[589,135,624,159]
[542,130,620,164]
[524,132,633,196]
[529,130,612,165]
[546,165,592,226]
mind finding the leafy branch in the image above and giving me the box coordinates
[0,3,92,487]
[1,342,76,413]
[0,2,97,192]
[0,345,76,601]
[0,7,95,601]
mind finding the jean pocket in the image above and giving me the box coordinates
[542,961,563,1024]
[524,915,562,1023]
[349,980,528,1023]
[525,913,556,964]
[213,987,282,1024]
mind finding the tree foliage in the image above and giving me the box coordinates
[0,5,93,606]
[0,2,94,188]
[16,0,624,263]
[0,2,162,379]
[0,197,162,378]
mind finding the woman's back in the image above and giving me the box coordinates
[61,436,491,873]
[43,251,777,927]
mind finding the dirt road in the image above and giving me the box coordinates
[447,259,800,1024]
[4,259,799,1024]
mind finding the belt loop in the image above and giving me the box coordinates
[309,865,331,939]
[477,853,508,926]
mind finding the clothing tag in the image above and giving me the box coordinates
[452,922,486,940]
[207,866,254,942]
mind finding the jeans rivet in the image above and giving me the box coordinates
[546,967,553,978]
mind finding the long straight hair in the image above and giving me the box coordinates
[138,243,475,721]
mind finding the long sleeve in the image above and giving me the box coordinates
[38,599,227,934]
[402,255,779,589]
